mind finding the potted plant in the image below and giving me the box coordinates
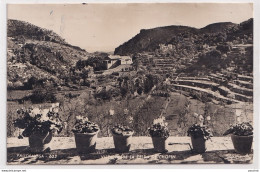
[13,103,63,153]
[148,116,169,153]
[108,108,134,153]
[187,113,212,153]
[72,115,99,154]
[187,124,212,153]
[111,125,134,153]
[223,122,253,154]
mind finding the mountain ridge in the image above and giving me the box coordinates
[114,19,252,55]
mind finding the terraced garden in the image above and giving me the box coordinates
[169,72,253,104]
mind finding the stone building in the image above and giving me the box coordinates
[103,55,132,69]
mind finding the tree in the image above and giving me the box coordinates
[216,43,231,54]
[24,76,37,89]
[144,74,154,93]
[198,50,222,71]
[80,68,89,86]
[216,32,227,43]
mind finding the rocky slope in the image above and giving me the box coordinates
[115,26,199,55]
[7,19,89,89]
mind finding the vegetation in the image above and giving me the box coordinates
[23,88,57,104]
[111,125,134,136]
[115,19,252,55]
[148,117,169,139]
[13,104,63,138]
[7,19,89,90]
[223,122,253,136]
[187,124,212,140]
[7,18,253,138]
[72,116,99,133]
[75,55,106,71]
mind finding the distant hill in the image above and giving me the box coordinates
[200,22,237,33]
[115,25,198,55]
[114,19,253,55]
[7,19,89,89]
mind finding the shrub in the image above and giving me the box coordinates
[120,87,128,97]
[112,72,119,76]
[137,87,143,95]
[25,89,57,104]
[94,89,112,101]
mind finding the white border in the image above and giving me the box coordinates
[0,0,259,170]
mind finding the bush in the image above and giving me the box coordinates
[94,89,112,101]
[25,89,57,104]
[23,76,37,89]
[120,87,128,97]
[190,91,211,103]
[137,87,143,95]
[216,44,231,54]
[80,80,90,87]
[112,72,119,76]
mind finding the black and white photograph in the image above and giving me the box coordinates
[5,3,255,165]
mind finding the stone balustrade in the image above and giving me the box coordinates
[7,136,253,164]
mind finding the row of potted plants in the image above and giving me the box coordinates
[13,106,253,154]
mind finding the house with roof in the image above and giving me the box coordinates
[103,55,132,70]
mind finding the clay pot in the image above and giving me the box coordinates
[151,137,168,153]
[231,134,253,154]
[29,131,52,153]
[112,132,133,153]
[74,131,99,154]
[191,136,206,153]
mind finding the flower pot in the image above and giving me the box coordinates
[191,136,206,153]
[151,137,168,153]
[231,134,253,154]
[28,131,52,153]
[112,132,133,153]
[74,131,99,154]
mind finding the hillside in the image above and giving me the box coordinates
[200,22,237,33]
[7,19,89,90]
[6,19,253,139]
[114,26,199,55]
[8,19,67,45]
[114,19,253,55]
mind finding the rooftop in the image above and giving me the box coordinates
[106,55,131,60]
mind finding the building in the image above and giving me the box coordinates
[103,55,132,70]
[159,44,174,52]
[120,56,132,65]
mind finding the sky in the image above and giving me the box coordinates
[7,3,253,52]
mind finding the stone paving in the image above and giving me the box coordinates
[7,136,253,164]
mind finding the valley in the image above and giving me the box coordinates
[7,18,253,138]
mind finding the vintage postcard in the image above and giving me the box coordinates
[6,3,253,165]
